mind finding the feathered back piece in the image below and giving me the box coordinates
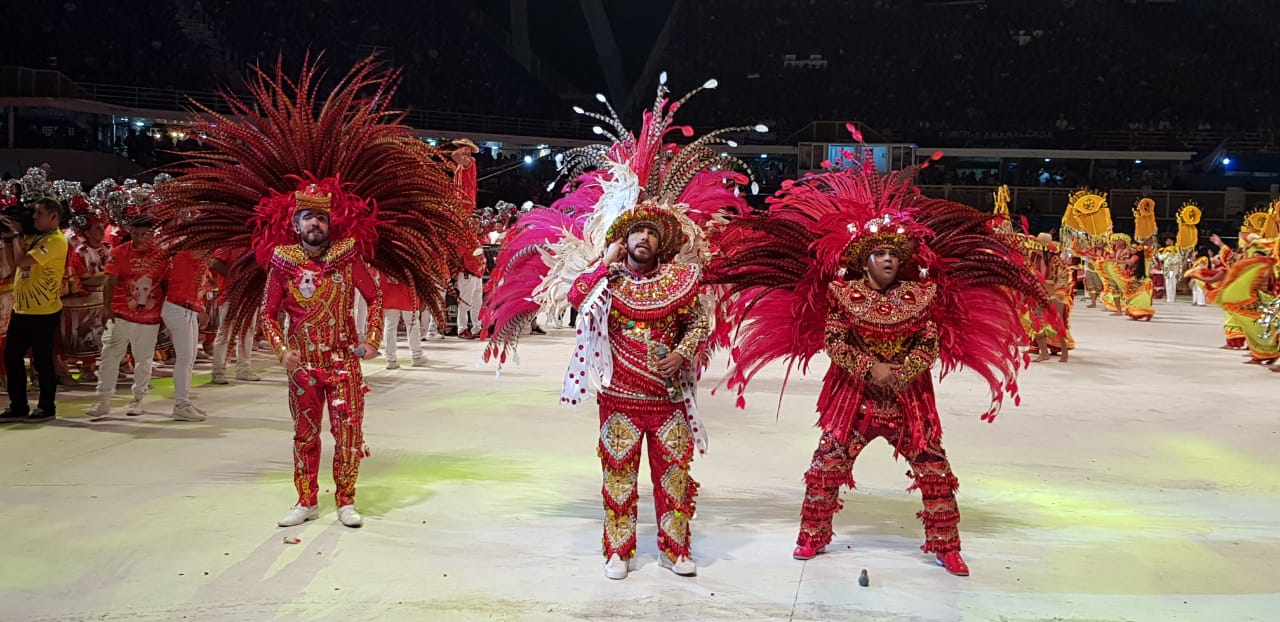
[481,72,762,367]
[705,130,1055,423]
[153,55,474,338]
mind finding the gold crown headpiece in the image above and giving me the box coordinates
[293,184,333,216]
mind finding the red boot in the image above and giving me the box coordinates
[792,543,825,560]
[935,551,969,576]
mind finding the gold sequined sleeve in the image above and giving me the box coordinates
[674,299,710,361]
[895,318,939,387]
[261,262,288,361]
[824,307,876,379]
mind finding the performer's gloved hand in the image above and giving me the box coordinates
[869,361,901,386]
[282,350,302,374]
[656,351,685,378]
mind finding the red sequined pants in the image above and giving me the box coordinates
[797,423,961,554]
[597,394,699,562]
[288,363,368,508]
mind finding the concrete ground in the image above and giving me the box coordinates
[2,299,1277,622]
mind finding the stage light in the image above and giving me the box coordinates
[1134,159,1142,164]
[523,155,534,164]
[759,154,768,159]
[1043,158,1051,162]
[1222,157,1231,166]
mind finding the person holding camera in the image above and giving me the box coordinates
[0,198,69,423]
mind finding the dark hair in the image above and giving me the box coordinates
[1132,248,1148,279]
[34,197,66,223]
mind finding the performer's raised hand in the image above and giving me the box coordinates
[603,240,625,265]
[282,350,302,374]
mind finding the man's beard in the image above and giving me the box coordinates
[627,246,655,264]
[301,229,329,247]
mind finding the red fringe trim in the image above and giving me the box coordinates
[602,532,637,560]
[658,532,692,562]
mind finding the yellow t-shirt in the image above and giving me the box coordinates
[14,232,68,315]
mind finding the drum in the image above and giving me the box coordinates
[58,292,105,358]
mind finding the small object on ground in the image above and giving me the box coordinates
[283,536,302,544]
[858,569,869,587]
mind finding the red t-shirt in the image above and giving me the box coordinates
[69,241,109,278]
[380,273,416,311]
[106,241,167,324]
[460,241,486,276]
[164,249,212,312]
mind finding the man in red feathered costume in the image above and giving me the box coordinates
[262,183,382,529]
[566,202,709,580]
[707,148,1057,579]
[794,227,968,575]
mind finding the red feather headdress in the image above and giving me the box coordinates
[705,130,1056,423]
[152,55,475,338]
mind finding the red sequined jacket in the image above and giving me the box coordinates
[261,238,383,368]
[568,261,709,403]
[817,278,941,455]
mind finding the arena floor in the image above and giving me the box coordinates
[2,298,1276,621]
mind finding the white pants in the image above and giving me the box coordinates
[422,287,447,336]
[383,308,423,363]
[212,303,255,375]
[1192,282,1207,306]
[1163,272,1179,303]
[355,296,369,342]
[455,273,482,334]
[161,301,199,404]
[96,317,160,403]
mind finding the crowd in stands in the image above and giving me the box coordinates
[653,0,1280,139]
[7,1,1277,137]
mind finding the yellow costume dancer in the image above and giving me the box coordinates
[1202,235,1249,349]
[1019,233,1073,361]
[1207,241,1277,363]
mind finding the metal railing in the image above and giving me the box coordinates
[8,66,1280,153]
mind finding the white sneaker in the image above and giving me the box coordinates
[604,554,629,580]
[85,401,111,417]
[337,505,363,528]
[211,372,229,385]
[658,555,697,577]
[385,360,401,370]
[429,332,445,341]
[411,356,428,367]
[170,402,206,422]
[126,400,144,416]
[235,371,262,382]
[277,504,319,527]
